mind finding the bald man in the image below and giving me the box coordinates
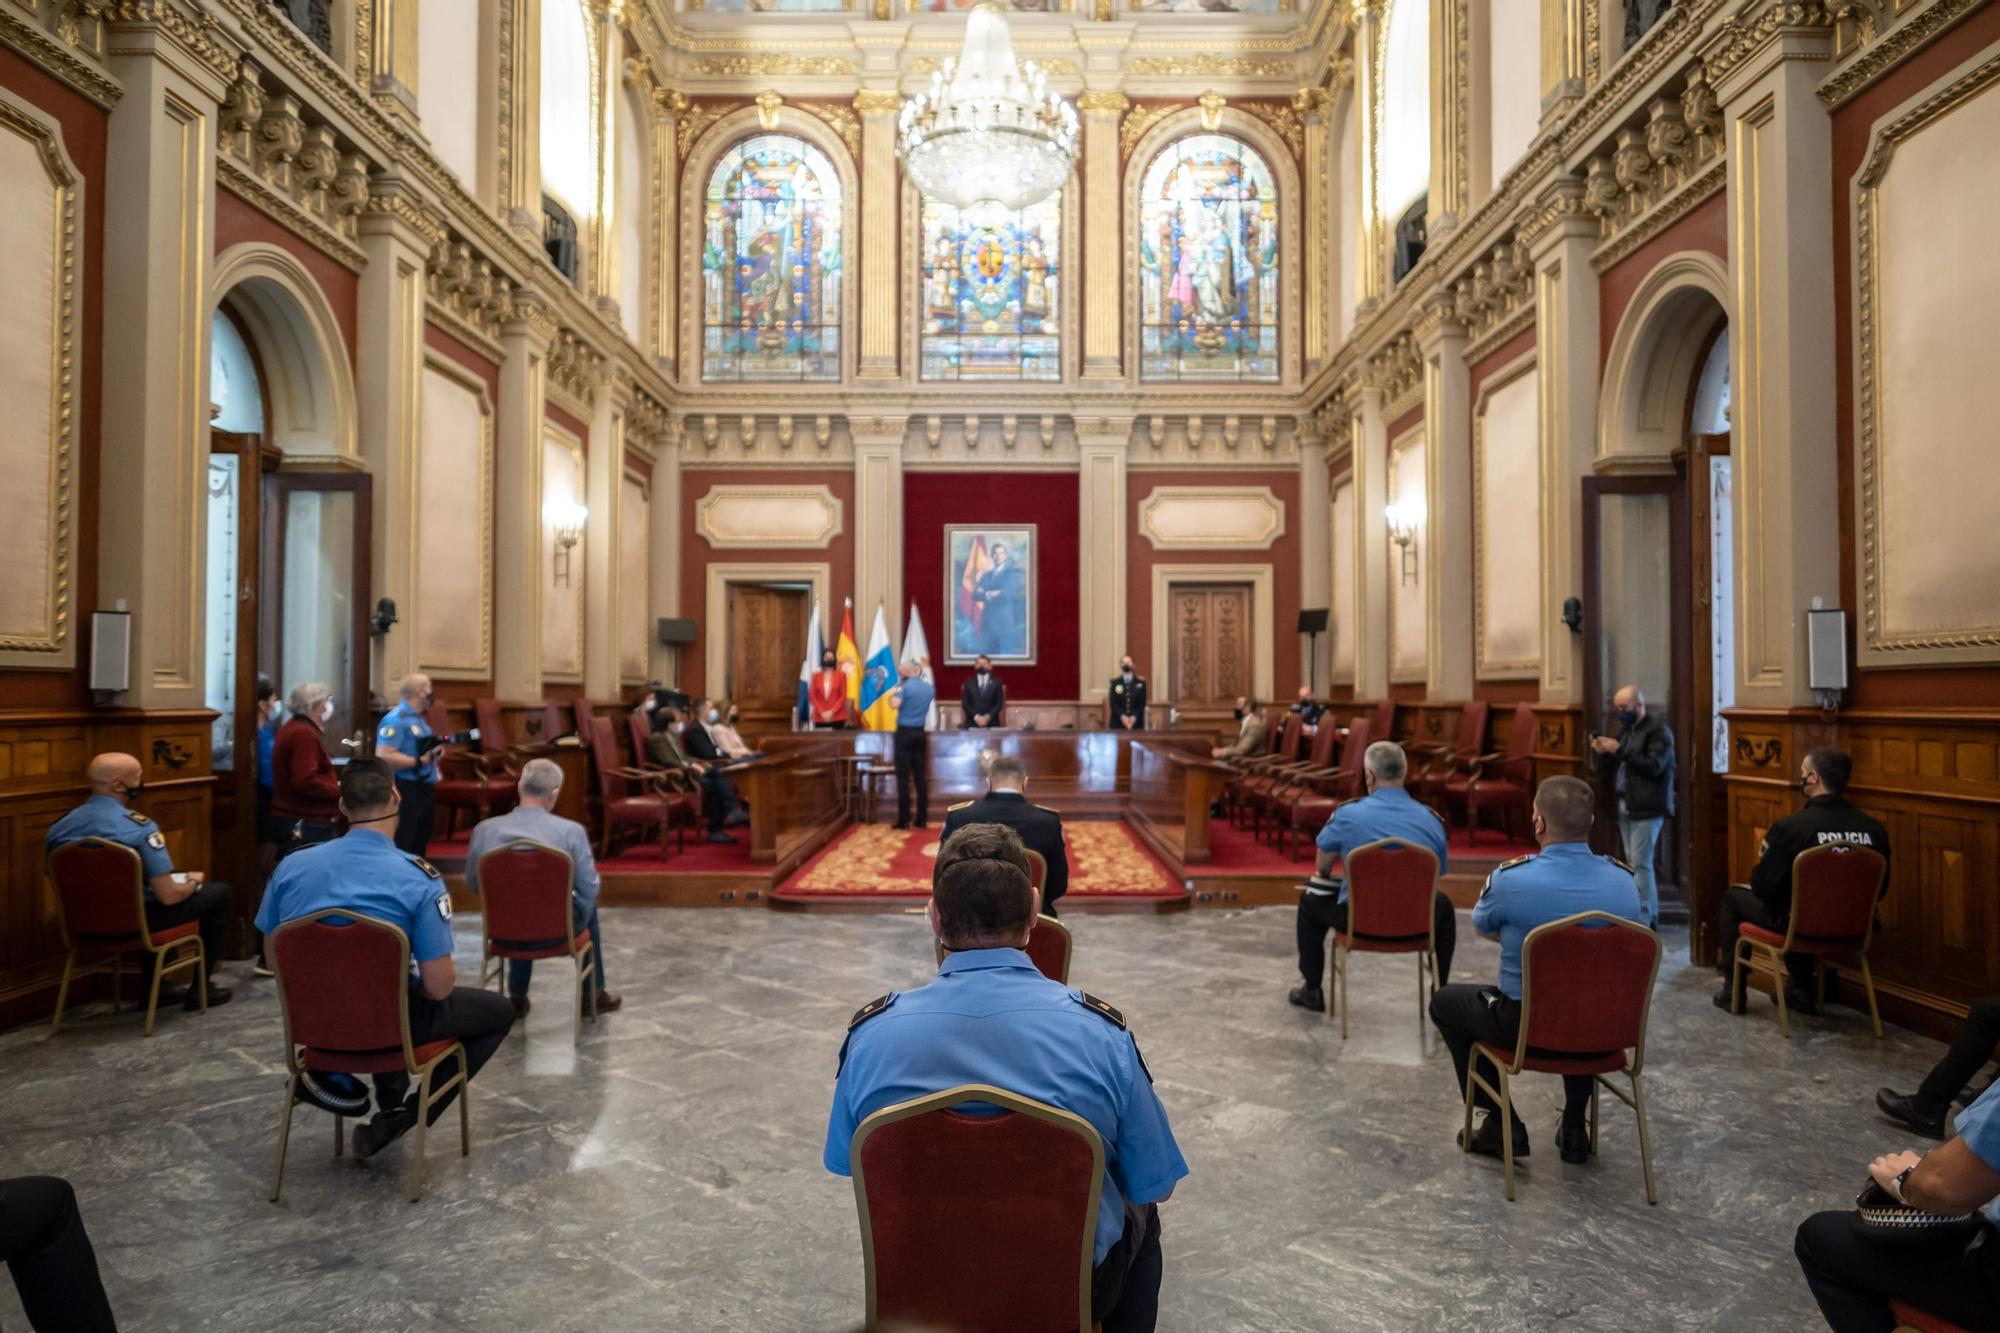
[45,753,233,1010]
[1589,683,1675,928]
[377,672,448,855]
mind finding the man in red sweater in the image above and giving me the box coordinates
[259,681,344,974]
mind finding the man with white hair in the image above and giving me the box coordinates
[376,672,448,855]
[463,758,621,1017]
[1289,739,1453,1011]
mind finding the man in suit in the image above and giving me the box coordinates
[960,655,1006,729]
[647,706,743,843]
[939,754,1070,913]
[1108,654,1149,731]
[1212,697,1266,764]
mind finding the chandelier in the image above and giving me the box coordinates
[896,3,1079,223]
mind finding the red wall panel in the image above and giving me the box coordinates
[1596,191,1727,378]
[213,188,359,364]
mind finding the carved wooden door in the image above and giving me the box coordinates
[725,584,808,721]
[1168,584,1254,707]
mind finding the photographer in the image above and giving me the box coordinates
[376,673,452,856]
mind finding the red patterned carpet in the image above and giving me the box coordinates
[1198,820,1537,874]
[772,822,1185,902]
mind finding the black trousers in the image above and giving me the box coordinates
[141,882,230,981]
[1916,996,2000,1114]
[369,985,516,1125]
[0,1176,116,1332]
[393,781,437,855]
[1428,984,1595,1127]
[699,769,738,832]
[893,726,929,827]
[1296,888,1456,987]
[1716,884,1816,988]
[1795,1210,2000,1332]
[1090,1202,1164,1333]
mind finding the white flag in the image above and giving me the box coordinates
[902,601,939,730]
[795,596,825,729]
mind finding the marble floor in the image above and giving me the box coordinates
[0,906,1958,1331]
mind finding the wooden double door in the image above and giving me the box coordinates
[725,584,810,729]
[1168,583,1254,716]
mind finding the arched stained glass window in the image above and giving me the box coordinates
[919,194,1061,382]
[1138,134,1280,382]
[701,135,844,382]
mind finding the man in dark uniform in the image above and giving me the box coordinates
[960,654,1006,728]
[1713,747,1890,1015]
[1289,686,1325,728]
[1108,654,1148,730]
[0,1175,117,1332]
[939,754,1070,913]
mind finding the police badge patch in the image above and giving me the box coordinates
[436,892,452,921]
[146,831,166,850]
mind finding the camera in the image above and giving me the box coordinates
[414,728,478,757]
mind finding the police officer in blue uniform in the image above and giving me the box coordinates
[826,824,1189,1331]
[1290,740,1454,1010]
[376,672,447,856]
[257,758,515,1158]
[1428,775,1643,1165]
[46,752,233,1011]
[888,659,935,830]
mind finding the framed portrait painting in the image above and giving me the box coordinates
[946,525,1036,664]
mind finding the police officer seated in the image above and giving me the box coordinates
[1289,686,1325,729]
[1428,776,1642,1165]
[824,824,1189,1332]
[46,752,233,1012]
[1289,740,1453,1010]
[1713,747,1889,1016]
[256,759,515,1158]
[939,754,1070,914]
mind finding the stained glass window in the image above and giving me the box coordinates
[701,135,844,382]
[1138,134,1280,382]
[919,194,1062,381]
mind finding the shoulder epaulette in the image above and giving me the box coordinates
[1075,991,1126,1029]
[1034,803,1061,816]
[125,809,154,826]
[1602,854,1634,873]
[408,854,441,880]
[1495,853,1534,873]
[1427,805,1447,825]
[848,993,894,1030]
[946,800,974,812]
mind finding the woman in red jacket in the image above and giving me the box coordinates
[258,680,344,973]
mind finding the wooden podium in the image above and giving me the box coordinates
[1125,741,1232,865]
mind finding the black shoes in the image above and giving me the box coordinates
[1875,1088,1948,1140]
[1958,1075,1998,1111]
[1459,1114,1531,1160]
[705,830,737,844]
[350,1102,418,1159]
[1712,987,1744,1016]
[185,982,232,1011]
[509,994,531,1018]
[1287,986,1325,1011]
[1782,985,1819,1015]
[1556,1122,1593,1165]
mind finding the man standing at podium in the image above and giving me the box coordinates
[1109,654,1149,730]
[960,655,1005,728]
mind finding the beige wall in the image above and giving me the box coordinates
[414,364,493,678]
[541,428,585,680]
[1389,430,1428,681]
[1476,363,1541,678]
[619,471,650,684]
[1331,477,1356,680]
[0,103,65,663]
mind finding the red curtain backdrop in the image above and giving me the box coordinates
[903,471,1080,699]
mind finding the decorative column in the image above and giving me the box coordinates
[583,372,630,699]
[1351,0,1385,313]
[1077,420,1131,702]
[1347,378,1392,698]
[1427,0,1466,238]
[494,291,556,700]
[852,419,906,627]
[1077,90,1128,379]
[1298,425,1332,693]
[1522,178,1598,705]
[356,175,442,693]
[649,425,683,684]
[503,0,544,245]
[96,11,233,709]
[1704,10,1840,708]
[853,89,903,379]
[369,0,421,124]
[1296,86,1331,377]
[652,88,683,374]
[1541,0,1591,124]
[589,0,622,317]
[1417,293,1473,699]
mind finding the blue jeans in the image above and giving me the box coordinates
[1620,814,1664,927]
[503,900,606,996]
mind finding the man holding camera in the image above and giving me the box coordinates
[377,673,450,855]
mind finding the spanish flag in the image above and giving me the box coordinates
[835,601,862,724]
[957,535,992,637]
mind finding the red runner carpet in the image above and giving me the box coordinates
[1196,820,1537,874]
[772,822,1185,902]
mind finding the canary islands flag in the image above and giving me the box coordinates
[858,605,898,732]
[835,600,862,723]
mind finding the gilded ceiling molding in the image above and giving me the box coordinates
[217,59,373,268]
[795,100,862,159]
[689,54,858,77]
[102,0,244,88]
[0,4,122,109]
[1820,0,1985,105]
[1238,97,1305,157]
[1118,101,1181,160]
[1697,0,1836,88]
[674,98,746,159]
[1126,55,1294,78]
[426,234,516,361]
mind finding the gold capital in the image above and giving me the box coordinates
[852,88,903,117]
[1077,90,1131,117]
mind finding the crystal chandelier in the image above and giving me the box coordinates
[896,3,1079,224]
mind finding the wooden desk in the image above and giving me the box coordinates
[1126,742,1233,864]
[729,750,846,864]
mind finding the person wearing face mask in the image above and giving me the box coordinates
[1211,696,1266,764]
[257,759,515,1157]
[709,702,762,763]
[808,650,850,729]
[1107,656,1149,731]
[261,680,346,975]
[46,753,235,1012]
[1428,776,1642,1166]
[959,654,1006,729]
[1713,747,1889,1017]
[1588,684,1675,929]
[675,701,749,837]
[377,672,449,856]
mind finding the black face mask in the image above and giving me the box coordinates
[976,668,989,677]
[122,779,145,799]
[1121,665,1134,675]
[822,658,836,670]
[1233,708,1245,720]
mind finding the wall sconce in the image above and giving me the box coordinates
[1384,495,1423,586]
[544,499,587,587]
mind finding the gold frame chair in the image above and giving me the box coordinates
[48,838,208,1038]
[474,838,599,1043]
[269,910,471,1203]
[850,1083,1104,1333]
[1325,839,1442,1039]
[1730,844,1887,1040]
[1464,911,1662,1205]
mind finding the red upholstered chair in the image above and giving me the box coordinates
[851,1084,1104,1333]
[1364,700,1396,747]
[541,701,572,743]
[1412,700,1489,815]
[1464,911,1662,1203]
[625,710,665,776]
[1250,720,1342,841]
[573,698,599,748]
[1458,703,1537,842]
[1282,719,1374,859]
[47,839,209,1037]
[589,716,697,857]
[1729,844,1888,1040]
[934,916,1073,985]
[475,839,598,1042]
[431,699,521,837]
[1224,716,1299,825]
[1890,1299,1973,1333]
[1325,839,1442,1038]
[268,910,470,1203]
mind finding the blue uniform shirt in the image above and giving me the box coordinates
[1471,841,1643,1001]
[1954,1079,2000,1222]
[1312,785,1450,904]
[825,949,1189,1264]
[46,794,175,894]
[377,700,439,784]
[254,828,456,972]
[894,677,935,729]
[256,718,278,792]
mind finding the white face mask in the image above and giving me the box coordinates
[321,699,336,723]
[705,708,720,725]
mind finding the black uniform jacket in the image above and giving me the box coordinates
[1108,675,1148,726]
[1748,793,1891,916]
[939,790,1070,908]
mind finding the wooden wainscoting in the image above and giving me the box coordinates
[0,710,217,1032]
